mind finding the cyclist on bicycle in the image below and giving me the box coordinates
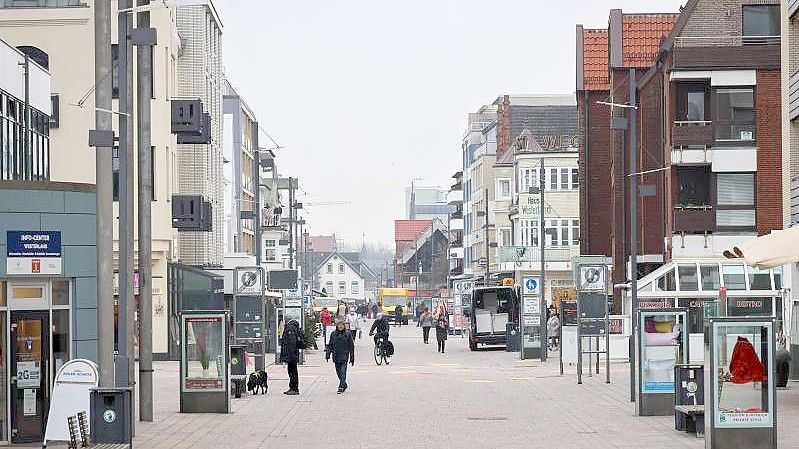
[369,312,391,359]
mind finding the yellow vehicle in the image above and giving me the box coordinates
[312,296,340,315]
[378,288,410,323]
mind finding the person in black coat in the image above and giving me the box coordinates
[326,318,355,393]
[280,319,305,395]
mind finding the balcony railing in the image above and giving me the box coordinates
[498,246,575,264]
[673,205,714,233]
[672,121,713,147]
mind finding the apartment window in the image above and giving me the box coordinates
[338,263,345,274]
[676,166,711,206]
[0,93,50,181]
[327,264,333,274]
[716,173,755,230]
[571,220,580,245]
[549,168,558,190]
[559,168,570,190]
[351,281,359,294]
[519,167,541,193]
[518,219,539,247]
[497,179,511,199]
[338,281,346,295]
[325,281,333,294]
[571,168,579,189]
[677,83,709,121]
[545,219,579,247]
[264,239,276,261]
[714,88,755,141]
[498,228,512,247]
[742,5,780,43]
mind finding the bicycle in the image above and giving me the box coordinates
[373,335,390,365]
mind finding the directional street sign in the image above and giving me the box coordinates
[522,276,540,295]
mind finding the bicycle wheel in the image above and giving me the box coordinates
[374,343,383,365]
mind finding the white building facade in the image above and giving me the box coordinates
[316,253,366,301]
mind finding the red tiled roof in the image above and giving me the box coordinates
[583,29,610,91]
[394,220,432,243]
[622,14,679,68]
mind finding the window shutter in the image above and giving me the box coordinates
[717,173,754,205]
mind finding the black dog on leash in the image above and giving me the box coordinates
[246,370,268,395]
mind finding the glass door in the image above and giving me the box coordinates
[10,311,49,443]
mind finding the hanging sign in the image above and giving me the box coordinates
[6,231,62,275]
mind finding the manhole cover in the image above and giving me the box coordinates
[467,417,508,421]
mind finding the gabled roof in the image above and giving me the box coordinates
[314,252,364,279]
[395,220,433,243]
[621,14,680,68]
[582,28,610,91]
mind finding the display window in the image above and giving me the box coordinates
[640,310,687,393]
[181,314,226,391]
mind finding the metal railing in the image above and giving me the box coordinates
[675,35,780,47]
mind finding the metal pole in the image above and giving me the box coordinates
[484,188,489,285]
[253,123,261,265]
[628,68,639,403]
[22,55,29,179]
[137,0,154,421]
[288,177,294,269]
[95,0,115,389]
[539,158,547,362]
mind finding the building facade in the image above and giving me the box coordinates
[175,2,224,267]
[316,252,365,301]
[447,171,464,283]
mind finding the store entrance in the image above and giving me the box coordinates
[10,311,49,443]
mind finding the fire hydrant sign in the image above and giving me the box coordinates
[6,231,62,275]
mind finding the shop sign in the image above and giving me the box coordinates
[6,230,62,275]
[718,411,770,426]
[608,318,624,334]
[43,359,99,442]
[639,300,671,309]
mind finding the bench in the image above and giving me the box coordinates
[68,412,131,449]
[674,404,705,438]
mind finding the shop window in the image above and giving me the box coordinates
[714,88,755,141]
[11,286,43,300]
[747,267,773,290]
[52,309,70,374]
[678,298,712,333]
[676,167,711,207]
[51,279,70,306]
[677,265,699,291]
[722,264,747,290]
[700,265,721,291]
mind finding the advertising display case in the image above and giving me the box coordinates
[705,317,775,449]
[233,295,266,370]
[180,311,230,413]
[636,308,688,416]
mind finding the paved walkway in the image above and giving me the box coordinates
[127,323,799,449]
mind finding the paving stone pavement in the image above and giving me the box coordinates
[126,323,799,449]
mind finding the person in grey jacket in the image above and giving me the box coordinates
[326,318,355,394]
[417,307,433,344]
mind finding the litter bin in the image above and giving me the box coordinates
[90,387,132,444]
[506,323,520,352]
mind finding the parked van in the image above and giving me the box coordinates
[468,286,519,351]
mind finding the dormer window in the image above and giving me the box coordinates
[742,5,780,44]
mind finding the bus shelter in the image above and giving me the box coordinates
[626,261,785,364]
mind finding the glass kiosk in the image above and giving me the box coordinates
[636,308,688,416]
[180,311,230,413]
[705,317,775,449]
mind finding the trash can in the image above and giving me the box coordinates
[90,387,132,444]
[230,344,247,398]
[506,323,520,352]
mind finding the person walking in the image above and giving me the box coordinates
[371,303,378,319]
[321,307,332,343]
[547,312,561,350]
[280,318,305,395]
[418,307,433,344]
[395,304,403,326]
[347,308,360,341]
[326,318,355,394]
[435,311,449,353]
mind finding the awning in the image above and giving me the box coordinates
[724,227,799,269]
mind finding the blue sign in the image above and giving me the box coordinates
[303,296,311,307]
[7,231,61,257]
[525,278,538,291]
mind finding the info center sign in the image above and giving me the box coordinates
[6,231,62,275]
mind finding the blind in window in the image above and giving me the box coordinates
[717,209,755,227]
[717,173,754,205]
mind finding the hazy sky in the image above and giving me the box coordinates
[214,0,686,247]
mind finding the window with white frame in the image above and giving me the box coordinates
[544,219,580,246]
[327,264,333,274]
[351,281,360,294]
[520,166,578,192]
[496,179,511,199]
[338,263,345,274]
[325,281,333,294]
[338,281,346,294]
[264,239,276,261]
[518,219,539,247]
[498,228,512,247]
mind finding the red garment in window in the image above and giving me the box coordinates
[729,336,767,384]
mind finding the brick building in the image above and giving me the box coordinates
[579,0,784,314]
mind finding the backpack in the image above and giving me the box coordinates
[384,340,395,356]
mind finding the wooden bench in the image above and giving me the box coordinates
[675,404,705,438]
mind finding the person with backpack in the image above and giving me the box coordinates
[435,310,449,353]
[279,318,305,395]
[326,318,355,394]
